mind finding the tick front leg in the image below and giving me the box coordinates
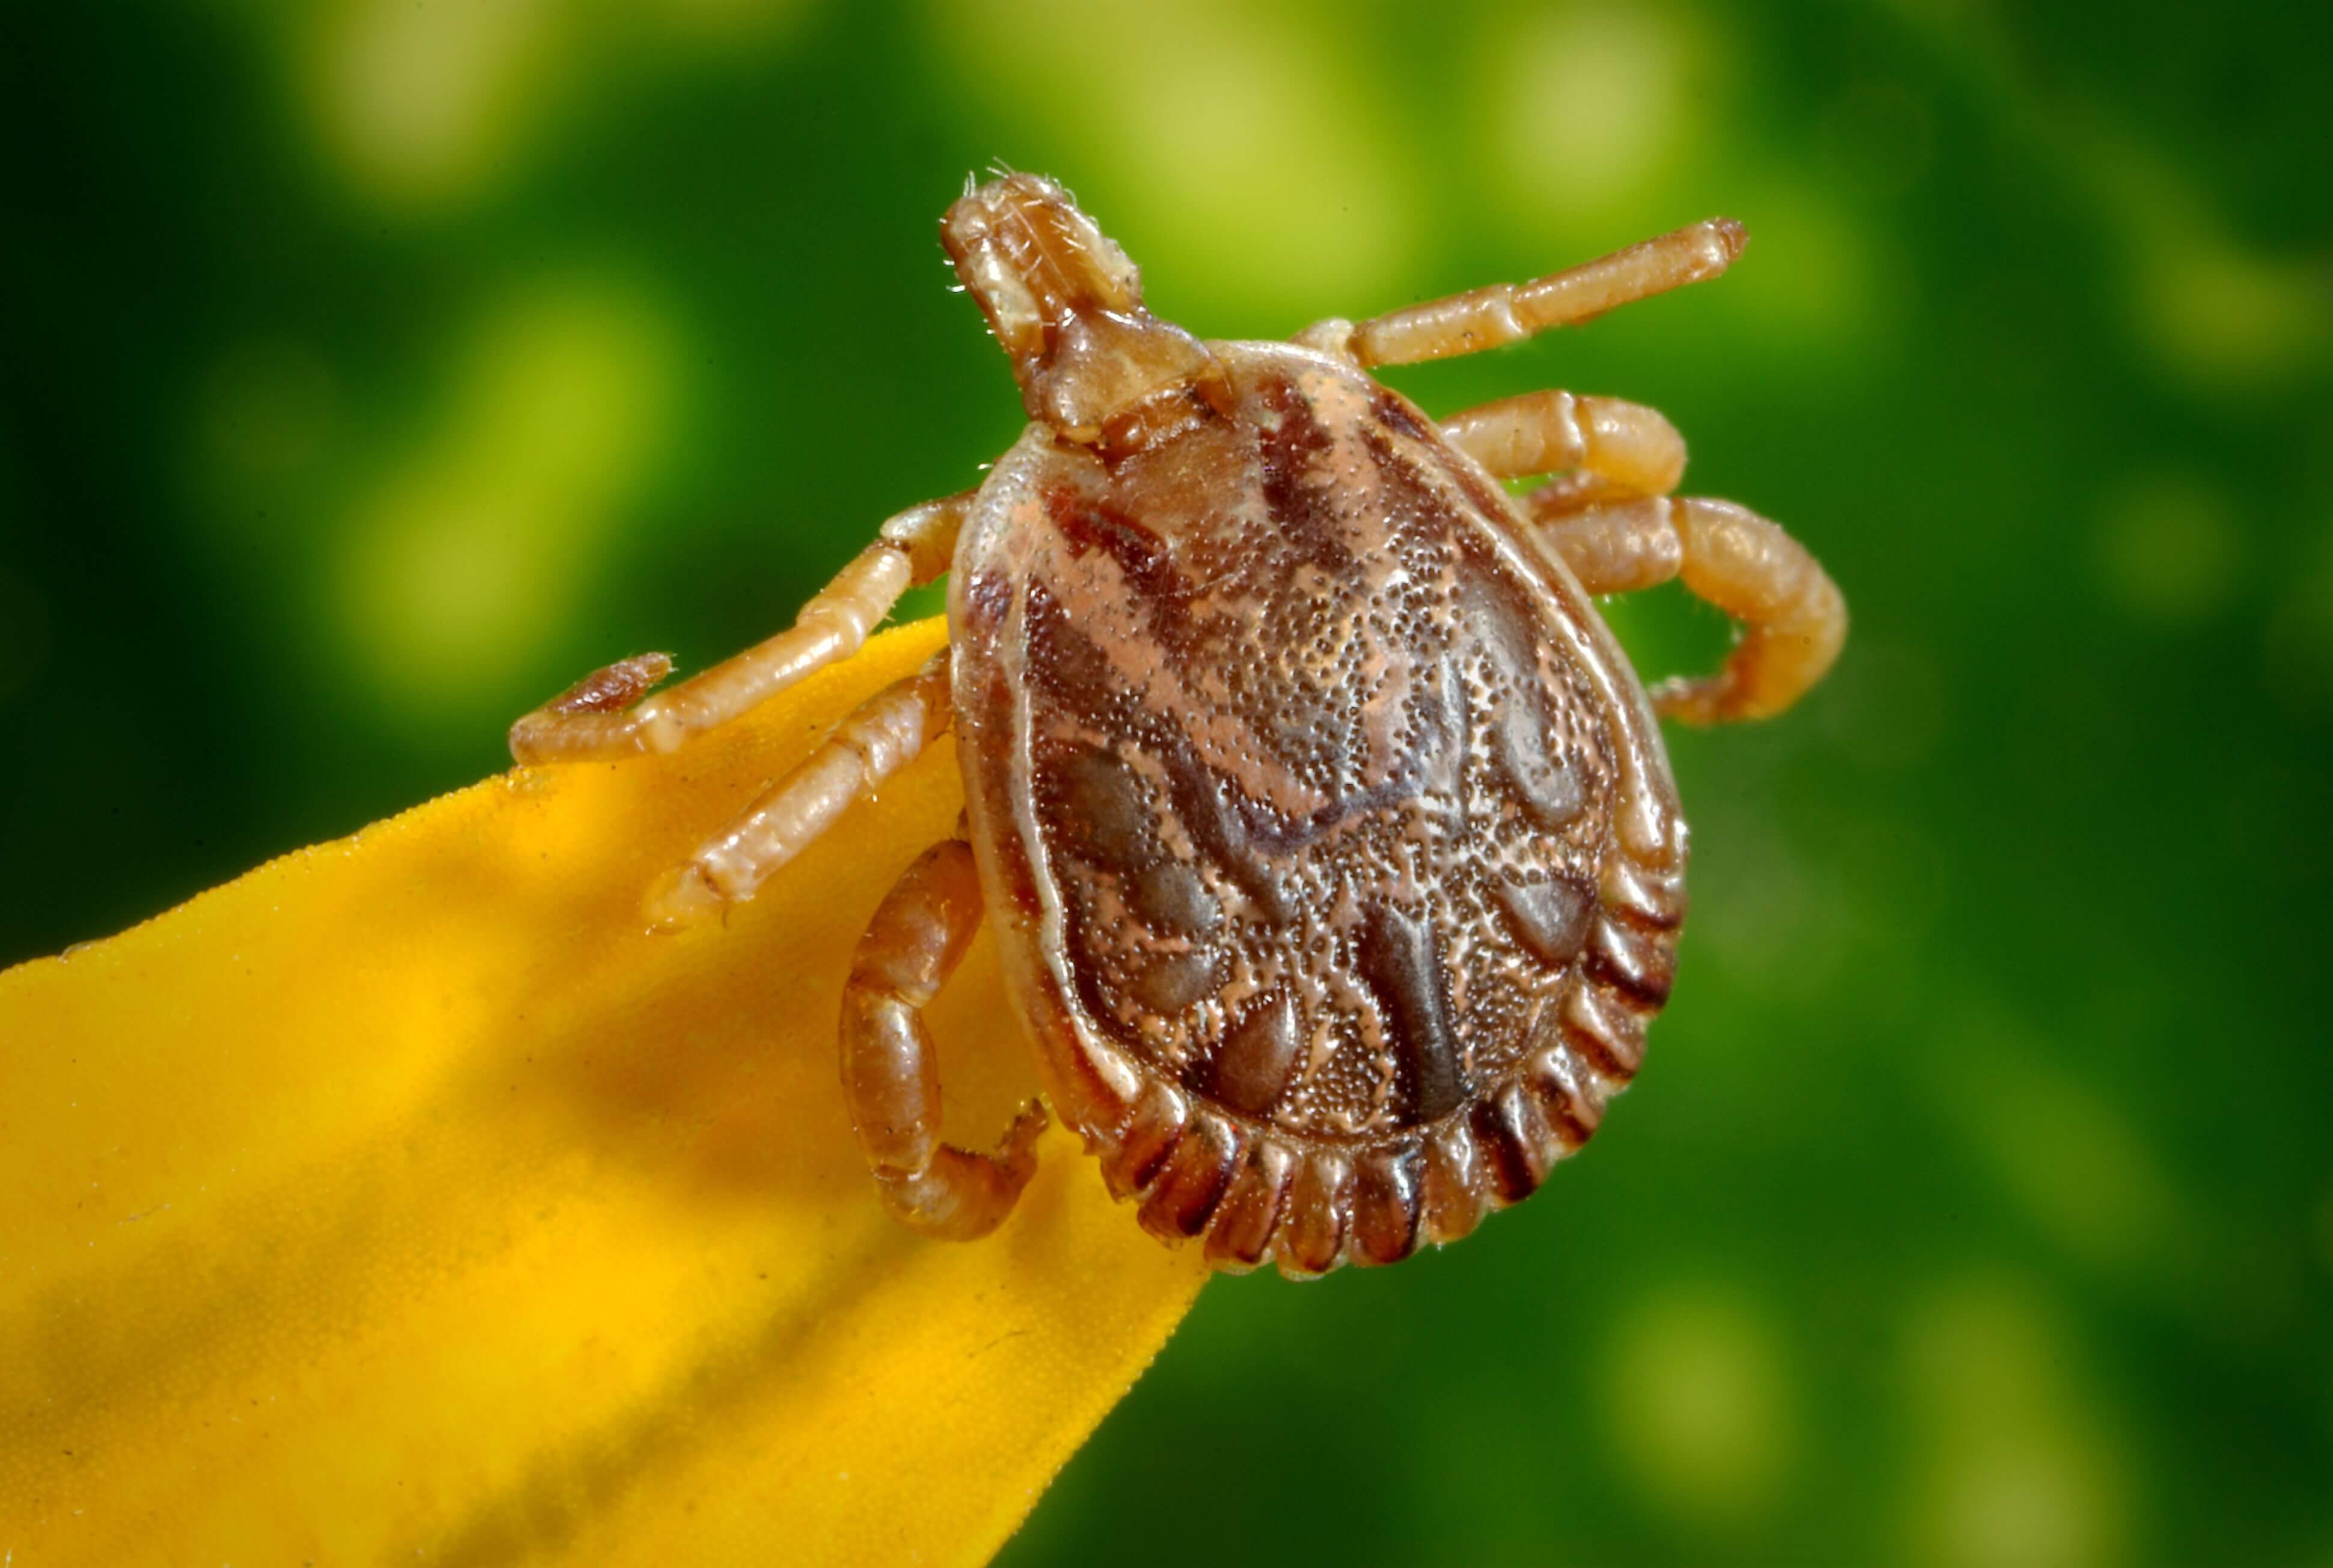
[1537,497,1847,723]
[1310,219,1745,369]
[646,649,955,929]
[841,839,1047,1241]
[507,489,972,765]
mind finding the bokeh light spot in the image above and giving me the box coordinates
[1904,1278,2130,1568]
[332,273,684,721]
[2090,470,2243,627]
[304,0,568,210]
[1604,1290,1795,1528]
[934,0,1411,323]
[2074,127,2330,389]
[1717,174,1890,352]
[1489,4,1700,225]
[2138,239,2329,390]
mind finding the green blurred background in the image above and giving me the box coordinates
[5,1,2329,1561]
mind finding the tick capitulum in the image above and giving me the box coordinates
[510,173,1846,1278]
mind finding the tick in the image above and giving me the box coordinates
[509,173,1845,1276]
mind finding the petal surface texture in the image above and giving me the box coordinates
[0,617,1206,1566]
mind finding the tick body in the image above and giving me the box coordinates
[511,173,1846,1278]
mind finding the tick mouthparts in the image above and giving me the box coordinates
[942,171,1221,443]
[942,171,1144,361]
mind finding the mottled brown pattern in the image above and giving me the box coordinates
[953,340,1687,1269]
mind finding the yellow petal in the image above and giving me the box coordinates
[0,617,1207,1565]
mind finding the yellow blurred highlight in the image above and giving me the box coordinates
[2090,469,2243,627]
[298,0,820,210]
[936,0,1412,323]
[1904,1278,2130,1568]
[1477,0,1892,363]
[1864,14,2325,385]
[1604,1289,1796,1527]
[0,619,1209,1564]
[2138,239,2326,387]
[334,271,683,720]
[1488,5,1702,226]
[305,0,569,210]
[2066,119,2328,388]
[1715,173,1892,354]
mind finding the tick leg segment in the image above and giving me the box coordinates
[1534,495,1847,723]
[507,489,972,765]
[841,839,1047,1240]
[1329,218,1745,369]
[1441,386,1841,717]
[1441,389,1687,500]
[646,649,956,929]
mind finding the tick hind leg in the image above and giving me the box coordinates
[1441,387,1844,722]
[508,489,971,764]
[646,649,955,929]
[1537,492,1845,723]
[841,838,1047,1241]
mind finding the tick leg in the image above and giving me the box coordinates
[1441,387,1844,718]
[1533,495,1846,723]
[841,838,1047,1240]
[646,649,955,929]
[1312,219,1746,369]
[507,489,972,764]
[1441,388,1687,500]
